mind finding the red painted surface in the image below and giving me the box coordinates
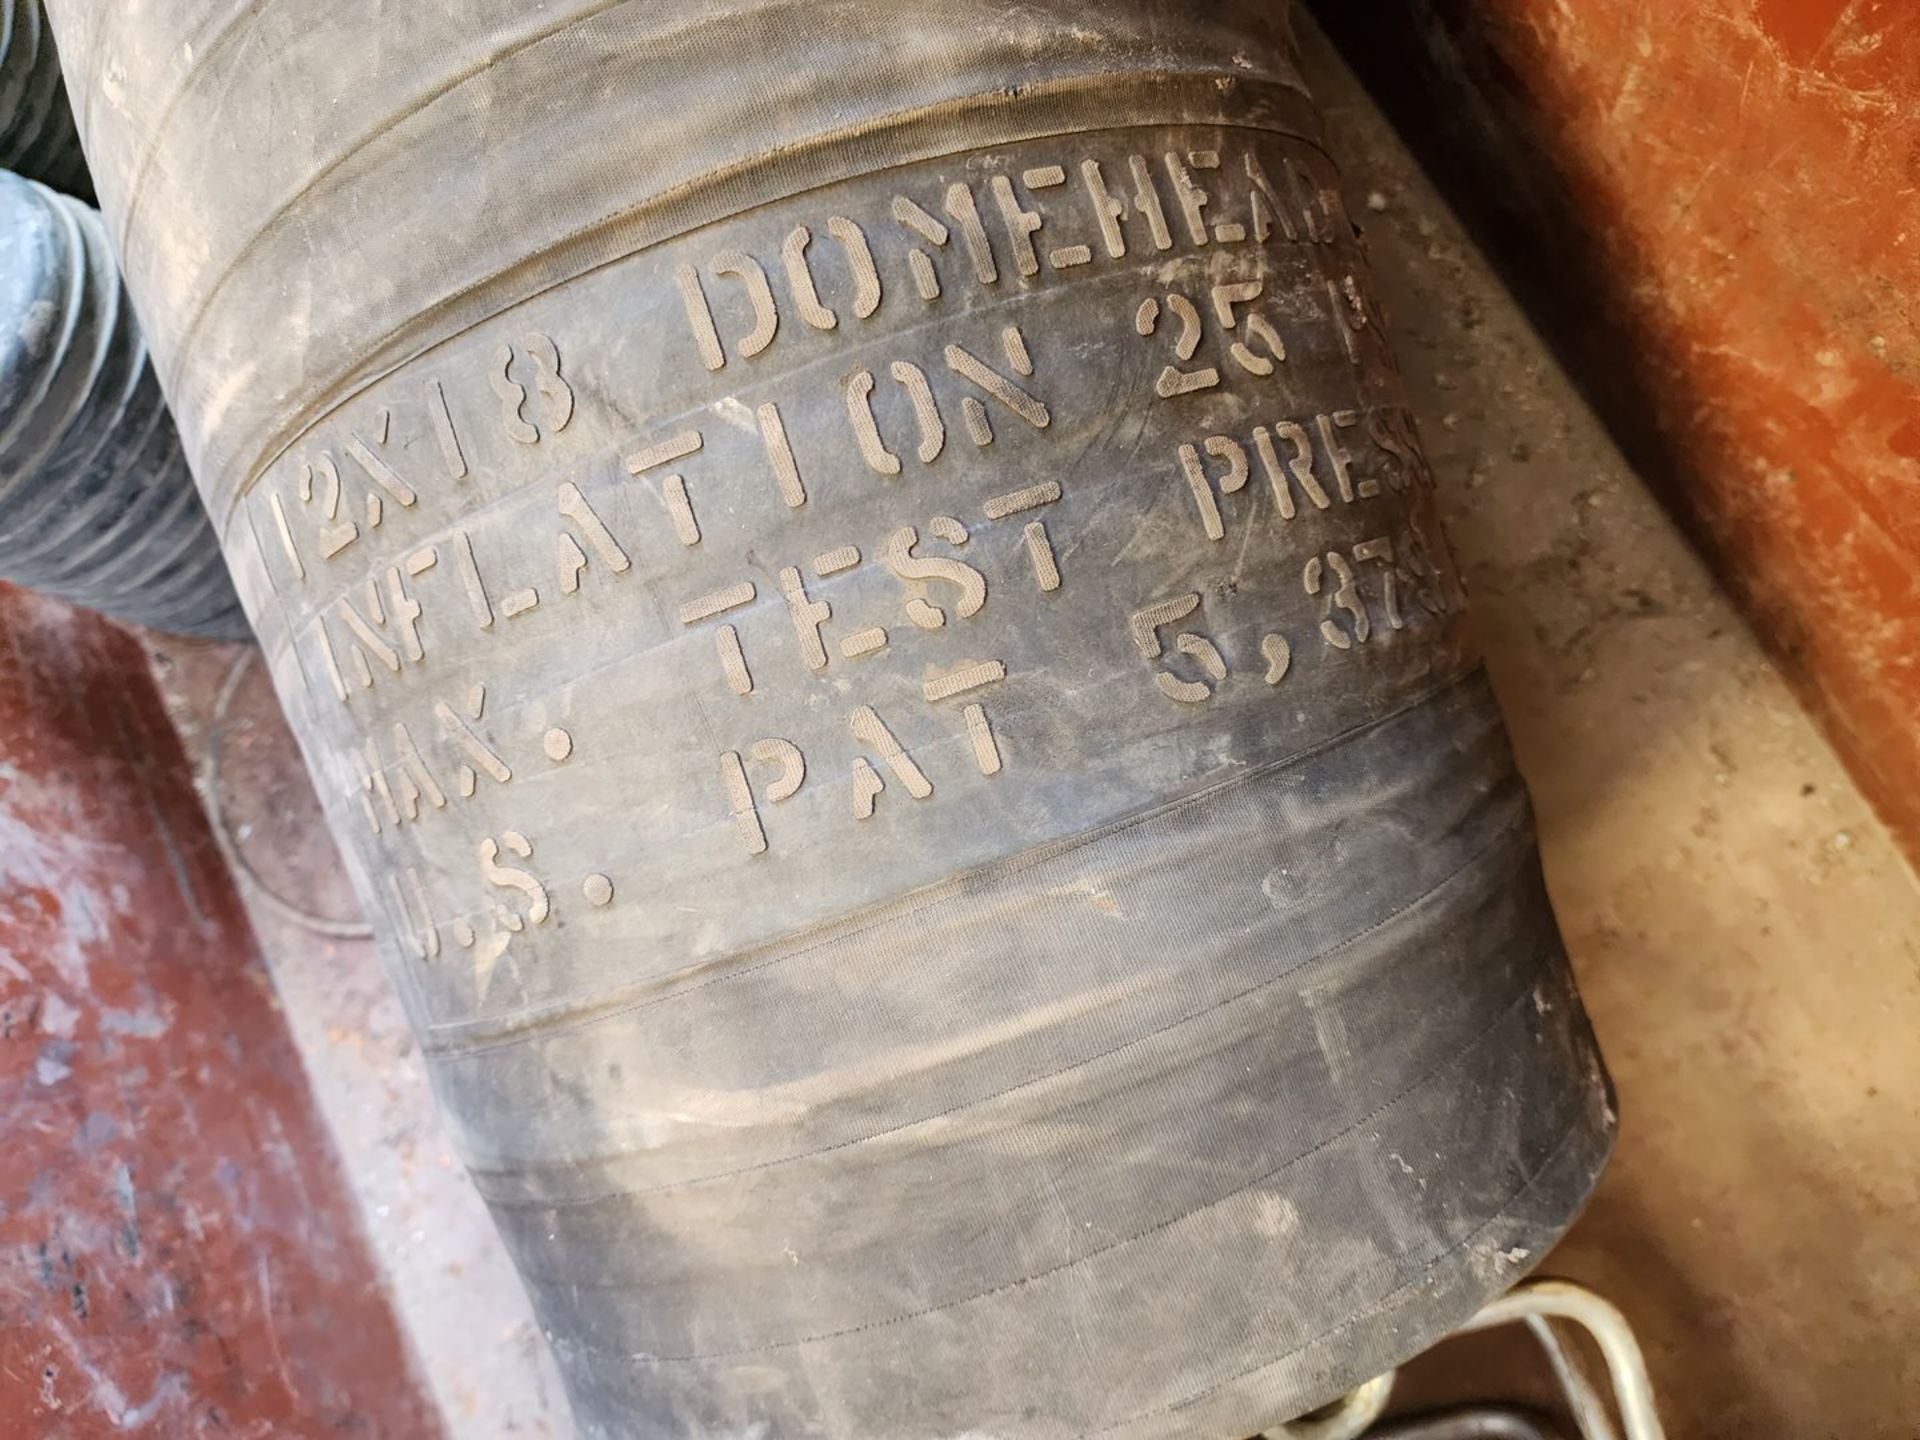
[1314,0,1920,863]
[0,586,440,1436]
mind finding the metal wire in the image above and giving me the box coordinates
[1366,1405,1569,1440]
[205,647,374,941]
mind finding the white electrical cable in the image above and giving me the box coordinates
[1455,1280,1665,1440]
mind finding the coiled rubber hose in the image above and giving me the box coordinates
[43,2,1614,1434]
[0,172,244,639]
[0,0,87,198]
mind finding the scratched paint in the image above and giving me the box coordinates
[0,584,440,1436]
[1312,0,1920,866]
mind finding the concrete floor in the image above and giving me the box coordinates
[144,24,1920,1439]
[1299,19,1920,1438]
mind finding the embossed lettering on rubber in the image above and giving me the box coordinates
[229,130,1471,1031]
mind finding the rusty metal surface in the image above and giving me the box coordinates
[144,635,573,1437]
[1310,0,1920,869]
[0,582,441,1436]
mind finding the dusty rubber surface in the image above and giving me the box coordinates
[48,3,1613,1434]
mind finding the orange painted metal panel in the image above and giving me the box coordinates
[1314,0,1920,862]
[0,586,441,1436]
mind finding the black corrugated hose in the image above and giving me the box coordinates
[0,0,88,199]
[0,170,246,639]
